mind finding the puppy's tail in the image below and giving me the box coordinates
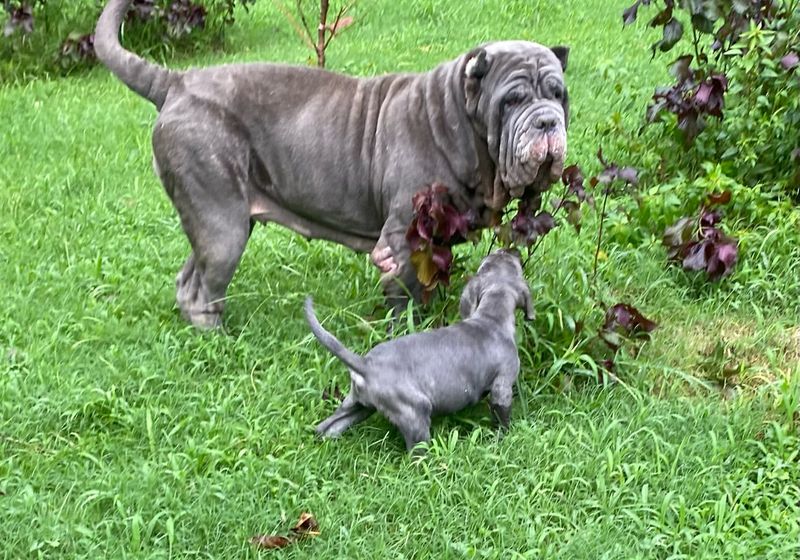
[304,298,368,384]
[94,0,175,110]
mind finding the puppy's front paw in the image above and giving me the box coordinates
[490,404,511,430]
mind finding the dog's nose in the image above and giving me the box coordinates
[533,114,558,132]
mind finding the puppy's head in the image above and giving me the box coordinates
[459,249,534,321]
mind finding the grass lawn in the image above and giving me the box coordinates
[2,0,799,557]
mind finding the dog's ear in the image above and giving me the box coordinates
[550,45,569,72]
[516,281,535,321]
[464,48,490,117]
[465,48,490,80]
[459,276,484,320]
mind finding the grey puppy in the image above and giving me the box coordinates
[95,0,568,329]
[305,250,534,452]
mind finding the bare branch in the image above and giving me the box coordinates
[317,0,329,67]
[274,0,315,50]
[323,3,351,50]
[295,0,316,49]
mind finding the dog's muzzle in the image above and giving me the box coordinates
[503,107,567,199]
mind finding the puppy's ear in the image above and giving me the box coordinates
[550,45,569,72]
[459,276,483,320]
[464,48,490,117]
[516,281,535,321]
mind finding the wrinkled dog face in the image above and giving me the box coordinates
[464,41,570,210]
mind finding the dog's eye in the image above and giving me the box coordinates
[546,80,565,101]
[502,92,525,108]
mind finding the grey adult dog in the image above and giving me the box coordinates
[94,0,569,329]
[305,249,534,452]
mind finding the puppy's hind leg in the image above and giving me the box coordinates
[316,394,375,438]
[386,402,432,453]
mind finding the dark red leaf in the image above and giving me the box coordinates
[596,164,619,185]
[677,109,704,143]
[691,12,715,33]
[682,239,712,271]
[127,0,156,21]
[430,245,453,274]
[598,358,616,384]
[646,96,670,123]
[531,211,556,236]
[599,303,657,352]
[622,0,654,25]
[596,147,608,167]
[692,73,727,119]
[618,167,639,185]
[651,17,683,55]
[561,164,594,206]
[669,55,694,81]
[699,209,721,233]
[415,215,433,242]
[405,220,423,251]
[551,199,582,232]
[663,216,695,251]
[561,164,584,188]
[648,6,673,27]
[705,190,731,206]
[780,52,799,71]
[706,238,738,281]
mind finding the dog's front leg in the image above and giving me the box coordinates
[373,211,423,319]
[489,361,520,430]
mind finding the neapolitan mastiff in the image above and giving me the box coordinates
[94,0,569,328]
[306,249,534,452]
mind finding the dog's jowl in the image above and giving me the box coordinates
[305,250,534,452]
[95,0,568,328]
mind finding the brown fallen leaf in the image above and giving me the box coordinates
[291,513,320,537]
[249,535,292,549]
[250,513,320,550]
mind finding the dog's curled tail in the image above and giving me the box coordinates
[94,0,174,110]
[304,297,368,385]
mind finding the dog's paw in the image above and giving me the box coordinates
[370,245,398,275]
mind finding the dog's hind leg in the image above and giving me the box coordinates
[155,124,251,329]
[316,394,375,438]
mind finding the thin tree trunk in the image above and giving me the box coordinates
[317,0,329,67]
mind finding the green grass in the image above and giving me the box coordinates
[2,0,800,557]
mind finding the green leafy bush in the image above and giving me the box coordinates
[622,0,800,199]
[0,0,256,83]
